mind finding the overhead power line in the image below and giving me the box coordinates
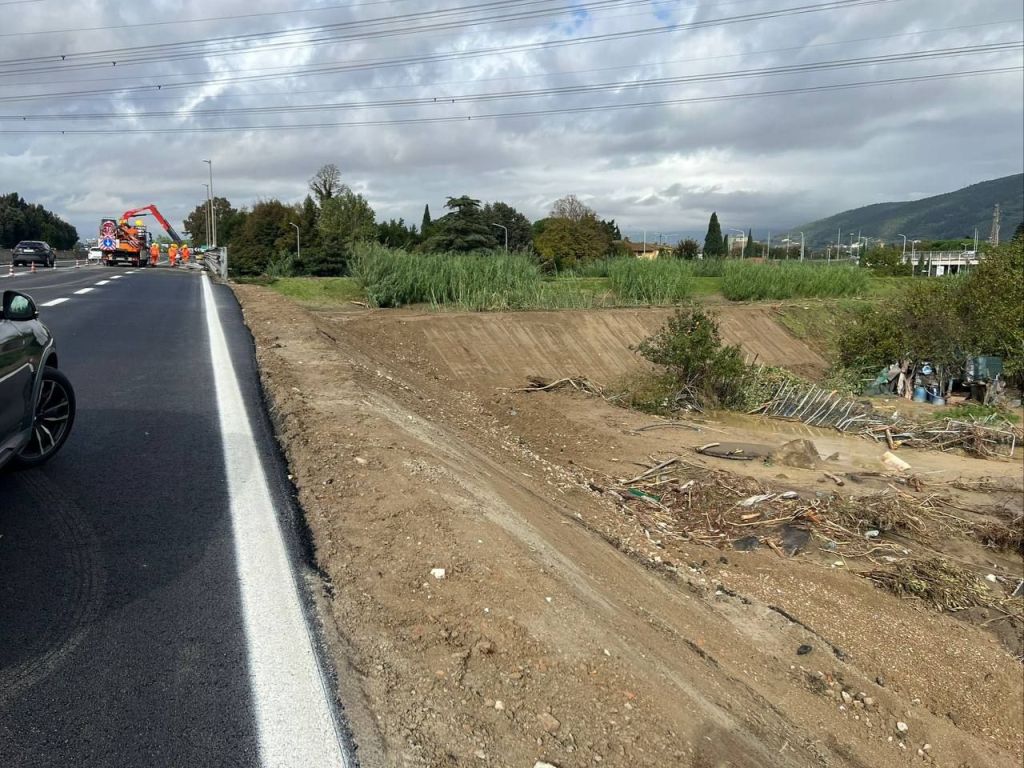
[3,42,1018,120]
[0,0,903,77]
[0,0,909,101]
[0,67,1016,134]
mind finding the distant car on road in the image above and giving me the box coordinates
[87,247,103,264]
[12,241,56,268]
[0,290,76,470]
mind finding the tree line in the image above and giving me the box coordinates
[0,193,79,249]
[182,164,630,276]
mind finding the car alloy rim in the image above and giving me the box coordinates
[21,376,72,460]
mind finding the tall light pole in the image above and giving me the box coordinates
[491,223,508,253]
[797,231,805,261]
[203,159,216,248]
[202,183,211,247]
[897,233,907,262]
[290,223,300,261]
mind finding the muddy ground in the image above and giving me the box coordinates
[233,286,1023,768]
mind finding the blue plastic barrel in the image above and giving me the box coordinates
[912,387,928,402]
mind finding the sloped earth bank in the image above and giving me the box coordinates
[232,288,1023,768]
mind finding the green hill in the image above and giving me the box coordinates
[797,174,1023,247]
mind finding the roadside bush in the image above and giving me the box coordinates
[635,306,747,408]
[608,258,692,304]
[722,262,868,300]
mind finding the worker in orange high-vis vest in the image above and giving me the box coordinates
[168,243,178,266]
[181,244,190,264]
[149,242,159,266]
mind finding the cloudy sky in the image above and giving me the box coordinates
[1,0,1022,242]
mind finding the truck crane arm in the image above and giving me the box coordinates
[121,205,184,243]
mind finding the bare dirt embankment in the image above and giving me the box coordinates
[233,288,1023,768]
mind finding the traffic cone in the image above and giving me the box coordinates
[75,260,80,268]
[7,262,12,276]
[30,262,36,273]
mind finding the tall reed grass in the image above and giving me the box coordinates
[721,261,868,300]
[608,258,693,304]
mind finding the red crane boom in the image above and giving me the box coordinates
[121,205,184,243]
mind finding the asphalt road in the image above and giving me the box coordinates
[0,265,350,767]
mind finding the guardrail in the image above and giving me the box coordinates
[202,247,228,280]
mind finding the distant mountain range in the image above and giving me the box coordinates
[796,173,1023,246]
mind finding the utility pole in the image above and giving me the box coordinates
[290,223,300,261]
[798,231,805,261]
[202,183,211,247]
[203,159,217,248]
[989,203,1000,245]
[897,233,907,262]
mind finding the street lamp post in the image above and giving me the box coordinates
[491,223,508,253]
[203,159,216,248]
[797,231,805,261]
[290,223,301,261]
[202,183,211,247]
[897,233,907,262]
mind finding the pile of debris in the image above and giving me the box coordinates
[753,381,1022,458]
[576,452,1022,620]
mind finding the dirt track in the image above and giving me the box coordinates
[234,288,1023,768]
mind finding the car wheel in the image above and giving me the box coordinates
[13,368,76,467]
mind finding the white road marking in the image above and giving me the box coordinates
[40,298,69,307]
[201,275,348,767]
[73,287,94,295]
[96,280,111,285]
[111,275,124,279]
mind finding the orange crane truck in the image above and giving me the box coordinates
[98,205,184,267]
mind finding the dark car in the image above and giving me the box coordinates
[0,290,75,470]
[12,240,56,268]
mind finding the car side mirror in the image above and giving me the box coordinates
[2,290,39,321]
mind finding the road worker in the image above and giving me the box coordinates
[181,244,190,263]
[149,241,159,266]
[168,243,178,266]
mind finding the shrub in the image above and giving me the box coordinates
[722,262,868,300]
[635,306,748,408]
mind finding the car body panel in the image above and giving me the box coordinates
[0,291,58,470]
[12,240,56,267]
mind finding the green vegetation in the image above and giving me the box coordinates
[838,241,1024,386]
[943,403,1020,424]
[266,277,365,307]
[607,258,692,304]
[721,261,869,300]
[0,192,78,248]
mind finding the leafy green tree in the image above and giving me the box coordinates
[377,217,418,248]
[0,192,77,248]
[958,241,1024,384]
[1011,221,1024,242]
[422,196,498,252]
[861,246,912,276]
[703,212,724,257]
[228,199,295,275]
[482,201,532,251]
[533,195,611,269]
[675,238,700,259]
[743,229,755,258]
[722,235,729,257]
[183,196,237,246]
[601,219,622,240]
[311,190,376,275]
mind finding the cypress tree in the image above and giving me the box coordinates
[744,228,755,258]
[703,212,724,257]
[421,204,432,238]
